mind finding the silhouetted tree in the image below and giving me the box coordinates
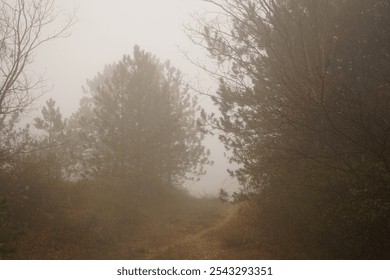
[0,0,75,117]
[193,0,390,258]
[34,98,65,145]
[79,46,210,190]
[0,0,75,166]
[34,98,66,180]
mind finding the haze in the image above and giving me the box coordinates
[2,0,388,261]
[31,0,238,196]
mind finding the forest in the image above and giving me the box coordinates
[0,0,389,259]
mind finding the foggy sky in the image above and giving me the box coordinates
[30,0,239,196]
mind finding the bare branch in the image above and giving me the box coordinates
[0,0,76,119]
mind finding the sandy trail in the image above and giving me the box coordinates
[146,206,238,259]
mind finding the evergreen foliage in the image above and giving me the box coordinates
[71,46,210,189]
[195,0,390,258]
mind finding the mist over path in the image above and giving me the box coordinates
[146,206,263,260]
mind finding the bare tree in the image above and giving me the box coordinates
[0,0,76,119]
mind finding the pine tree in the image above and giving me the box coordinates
[82,45,210,190]
[194,0,390,258]
[34,98,66,180]
[34,98,65,146]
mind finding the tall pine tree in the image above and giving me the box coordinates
[194,0,390,258]
[81,46,210,190]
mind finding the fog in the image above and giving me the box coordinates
[3,0,387,261]
[30,0,239,196]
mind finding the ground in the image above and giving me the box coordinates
[2,181,267,260]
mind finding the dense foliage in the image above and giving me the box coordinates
[0,45,210,258]
[196,0,390,258]
[70,46,210,188]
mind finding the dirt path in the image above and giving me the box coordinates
[146,206,239,259]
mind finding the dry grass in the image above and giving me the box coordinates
[2,178,287,260]
[4,179,231,259]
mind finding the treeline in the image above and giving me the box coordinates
[1,0,390,259]
[0,1,211,257]
[0,44,210,257]
[22,45,209,185]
